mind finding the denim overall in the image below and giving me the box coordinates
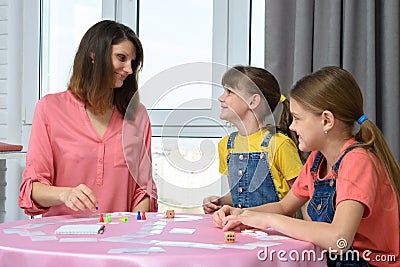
[227,131,280,208]
[308,147,372,267]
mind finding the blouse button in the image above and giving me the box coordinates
[330,180,335,187]
[260,153,264,159]
[238,187,243,193]
[238,154,244,160]
[317,204,322,211]
[237,204,242,208]
[238,169,243,176]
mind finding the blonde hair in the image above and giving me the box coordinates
[290,66,400,215]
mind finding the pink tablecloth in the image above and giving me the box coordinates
[0,212,326,267]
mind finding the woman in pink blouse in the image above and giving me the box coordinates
[19,20,158,217]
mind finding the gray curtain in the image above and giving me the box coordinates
[264,0,400,161]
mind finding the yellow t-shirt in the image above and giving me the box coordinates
[218,129,303,200]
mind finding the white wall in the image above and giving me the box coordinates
[0,0,29,222]
[0,0,9,138]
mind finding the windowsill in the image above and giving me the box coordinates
[0,151,27,160]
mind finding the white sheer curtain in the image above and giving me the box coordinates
[264,0,400,161]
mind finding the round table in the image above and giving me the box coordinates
[0,212,326,267]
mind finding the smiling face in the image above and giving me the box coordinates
[289,98,325,152]
[218,86,251,125]
[111,39,136,88]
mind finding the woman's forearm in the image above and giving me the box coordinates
[133,196,150,212]
[32,182,70,207]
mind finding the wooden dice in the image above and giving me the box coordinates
[224,231,236,243]
[164,210,175,218]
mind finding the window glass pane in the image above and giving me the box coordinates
[250,0,265,67]
[41,0,102,96]
[152,137,228,211]
[138,0,213,110]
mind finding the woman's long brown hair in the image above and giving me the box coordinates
[68,20,143,119]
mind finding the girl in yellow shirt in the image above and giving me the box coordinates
[203,65,304,213]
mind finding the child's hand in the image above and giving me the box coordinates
[213,205,243,228]
[202,195,222,214]
[222,210,269,231]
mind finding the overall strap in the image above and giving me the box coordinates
[332,145,360,175]
[226,131,238,149]
[276,128,287,136]
[260,133,273,147]
[260,128,289,148]
[310,152,324,179]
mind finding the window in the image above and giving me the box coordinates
[152,137,229,212]
[250,0,265,67]
[136,1,250,209]
[22,0,116,124]
[138,0,226,134]
[40,0,103,96]
[138,0,213,110]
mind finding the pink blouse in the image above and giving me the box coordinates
[19,90,158,216]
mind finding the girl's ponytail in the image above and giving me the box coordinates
[352,119,400,212]
[278,96,307,163]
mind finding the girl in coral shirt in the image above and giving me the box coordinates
[214,66,399,267]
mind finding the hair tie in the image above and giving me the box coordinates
[279,95,286,103]
[357,114,368,125]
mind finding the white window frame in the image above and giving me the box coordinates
[21,0,40,125]
[21,0,251,140]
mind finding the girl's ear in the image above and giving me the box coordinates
[321,110,335,132]
[248,94,261,109]
[89,52,95,61]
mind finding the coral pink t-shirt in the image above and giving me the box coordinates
[292,139,399,267]
[19,90,158,216]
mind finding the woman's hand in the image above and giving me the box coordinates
[59,184,98,212]
[203,196,222,214]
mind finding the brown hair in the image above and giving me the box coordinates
[68,20,143,117]
[290,66,400,215]
[222,65,306,162]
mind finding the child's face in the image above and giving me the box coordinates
[218,86,251,124]
[289,98,324,152]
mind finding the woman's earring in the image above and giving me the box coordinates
[91,59,94,64]
[324,131,328,134]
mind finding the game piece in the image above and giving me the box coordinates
[164,210,175,218]
[141,211,146,220]
[137,211,141,220]
[105,214,112,223]
[99,214,104,223]
[119,216,128,223]
[224,231,236,243]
